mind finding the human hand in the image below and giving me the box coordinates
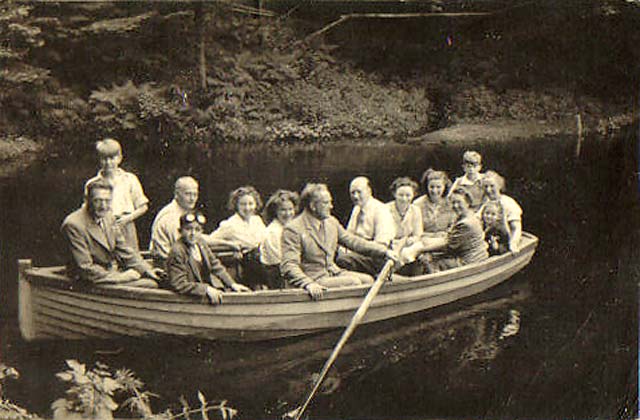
[384,249,399,264]
[205,286,224,305]
[144,267,164,281]
[305,283,326,301]
[111,268,141,283]
[230,283,250,292]
[115,214,133,226]
[399,244,421,265]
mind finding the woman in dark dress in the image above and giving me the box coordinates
[401,189,488,273]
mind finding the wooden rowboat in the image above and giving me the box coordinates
[18,233,538,342]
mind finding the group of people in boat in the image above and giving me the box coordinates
[61,139,523,303]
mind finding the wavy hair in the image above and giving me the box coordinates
[263,190,300,223]
[227,186,263,213]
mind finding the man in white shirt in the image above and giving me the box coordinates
[149,176,199,266]
[337,176,396,275]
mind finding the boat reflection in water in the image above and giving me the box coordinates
[11,266,532,418]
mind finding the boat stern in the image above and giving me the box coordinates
[18,259,37,341]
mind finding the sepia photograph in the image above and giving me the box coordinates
[0,0,638,419]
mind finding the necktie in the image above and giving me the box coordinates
[318,220,326,243]
[190,244,202,262]
[96,218,106,234]
[356,208,365,233]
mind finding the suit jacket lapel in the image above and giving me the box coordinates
[198,241,212,279]
[86,216,112,252]
[303,213,330,254]
[186,242,204,284]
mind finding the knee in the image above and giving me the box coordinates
[137,279,159,288]
[356,273,374,285]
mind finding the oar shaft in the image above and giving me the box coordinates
[294,260,395,420]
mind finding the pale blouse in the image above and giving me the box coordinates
[85,168,148,217]
[208,213,267,250]
[260,219,284,266]
[385,201,423,248]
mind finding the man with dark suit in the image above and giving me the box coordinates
[166,211,250,305]
[61,179,161,286]
[281,183,397,300]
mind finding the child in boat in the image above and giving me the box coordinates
[84,138,149,250]
[481,201,509,256]
[259,189,299,289]
[167,211,249,305]
[478,170,523,252]
[449,150,485,210]
[205,186,268,289]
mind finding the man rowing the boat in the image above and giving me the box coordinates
[281,183,398,300]
[61,179,162,286]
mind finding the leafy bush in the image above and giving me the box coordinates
[51,359,237,420]
[90,80,188,143]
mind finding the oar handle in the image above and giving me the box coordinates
[294,259,395,420]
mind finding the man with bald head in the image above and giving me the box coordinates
[281,183,397,300]
[149,176,199,266]
[336,176,396,275]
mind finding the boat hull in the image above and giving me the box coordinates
[18,233,538,342]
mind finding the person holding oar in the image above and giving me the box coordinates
[281,183,399,300]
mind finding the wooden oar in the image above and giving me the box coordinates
[292,259,396,420]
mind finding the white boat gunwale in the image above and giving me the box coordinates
[18,232,538,342]
[20,232,538,304]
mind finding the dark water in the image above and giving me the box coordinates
[0,130,637,419]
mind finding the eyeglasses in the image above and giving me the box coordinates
[184,213,206,225]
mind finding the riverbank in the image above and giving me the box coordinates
[0,2,637,165]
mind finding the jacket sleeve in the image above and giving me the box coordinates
[280,225,315,289]
[205,247,237,288]
[61,221,111,283]
[113,225,152,275]
[167,249,208,297]
[337,222,387,257]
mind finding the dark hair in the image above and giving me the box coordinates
[300,183,330,211]
[450,188,474,207]
[263,190,300,223]
[179,211,207,229]
[85,179,113,201]
[420,168,452,195]
[389,177,419,197]
[227,186,263,213]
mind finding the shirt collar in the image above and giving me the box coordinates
[97,167,124,179]
[304,210,323,230]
